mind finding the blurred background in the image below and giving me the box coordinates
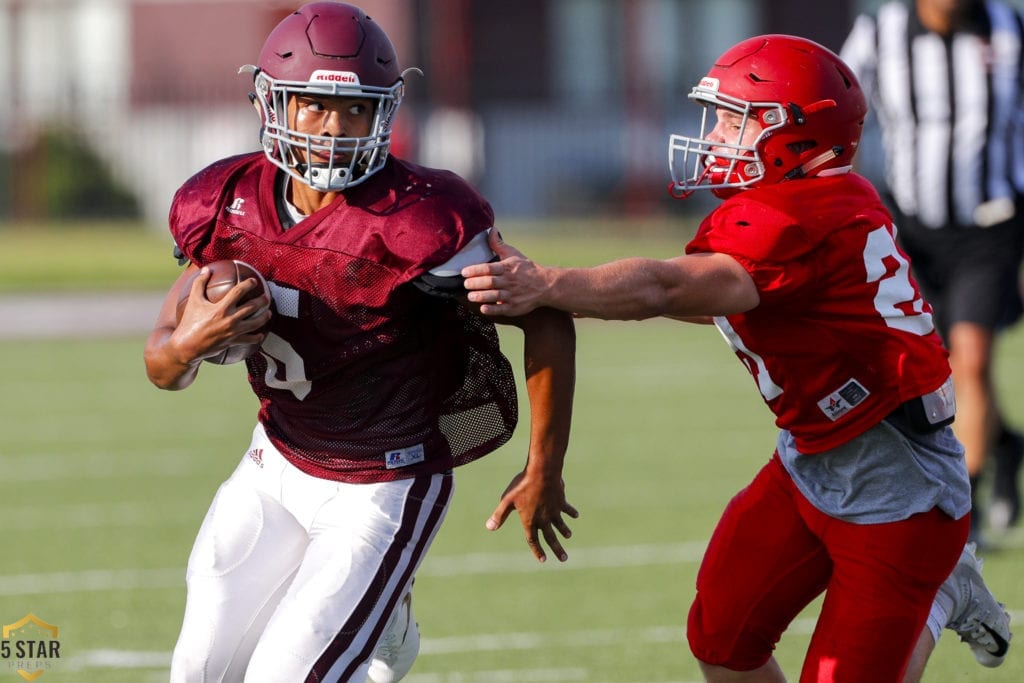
[0,0,912,231]
[6,4,1024,680]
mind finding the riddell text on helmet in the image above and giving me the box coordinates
[311,70,360,84]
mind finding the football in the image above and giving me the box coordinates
[175,259,270,365]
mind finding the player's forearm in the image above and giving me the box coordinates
[144,327,201,391]
[539,258,690,320]
[144,268,205,390]
[543,254,757,320]
[519,308,575,476]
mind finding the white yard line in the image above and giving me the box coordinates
[63,649,171,671]
[2,501,201,529]
[0,568,183,595]
[10,537,1024,590]
[58,624,707,676]
[0,542,706,596]
[421,541,708,576]
[56,621,804,679]
[406,669,591,683]
[59,606,1024,677]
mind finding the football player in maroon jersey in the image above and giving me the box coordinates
[463,35,1010,682]
[144,3,576,682]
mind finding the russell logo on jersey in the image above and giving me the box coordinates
[226,198,246,216]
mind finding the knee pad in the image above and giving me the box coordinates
[187,481,267,578]
[687,596,774,672]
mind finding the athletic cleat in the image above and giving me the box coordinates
[990,429,1023,531]
[943,542,1012,667]
[367,590,420,683]
[967,477,992,551]
[989,498,1016,533]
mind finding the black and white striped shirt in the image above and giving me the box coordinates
[841,1,1024,228]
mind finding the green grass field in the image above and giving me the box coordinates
[2,223,1024,682]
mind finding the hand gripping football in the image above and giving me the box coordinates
[175,259,270,365]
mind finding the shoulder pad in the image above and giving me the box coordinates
[413,230,496,299]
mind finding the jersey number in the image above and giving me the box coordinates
[257,283,312,400]
[714,317,784,401]
[863,225,933,335]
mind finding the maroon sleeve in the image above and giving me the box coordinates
[380,164,496,284]
[168,153,263,263]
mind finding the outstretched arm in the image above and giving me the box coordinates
[144,264,271,390]
[462,231,759,320]
[490,306,578,562]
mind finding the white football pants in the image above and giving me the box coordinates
[169,423,453,682]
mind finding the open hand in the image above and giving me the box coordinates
[487,470,579,563]
[462,231,547,317]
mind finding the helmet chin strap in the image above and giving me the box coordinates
[293,147,372,191]
[784,145,843,180]
[300,163,355,189]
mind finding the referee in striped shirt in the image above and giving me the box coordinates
[841,0,1024,547]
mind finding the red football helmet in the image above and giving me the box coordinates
[242,2,409,191]
[668,34,867,199]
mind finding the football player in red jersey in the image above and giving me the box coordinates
[463,35,1010,682]
[143,3,576,682]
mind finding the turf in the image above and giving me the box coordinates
[1,223,1023,681]
[0,222,182,293]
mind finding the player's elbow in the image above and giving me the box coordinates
[670,283,758,318]
[717,273,760,314]
[144,336,198,391]
[147,369,196,392]
[662,256,759,318]
[144,360,189,391]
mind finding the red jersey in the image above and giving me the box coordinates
[686,173,950,454]
[169,153,518,482]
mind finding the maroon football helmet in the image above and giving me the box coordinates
[243,2,408,191]
[669,34,867,199]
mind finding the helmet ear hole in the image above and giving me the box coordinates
[787,140,817,155]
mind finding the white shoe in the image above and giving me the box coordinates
[366,591,420,683]
[943,542,1012,667]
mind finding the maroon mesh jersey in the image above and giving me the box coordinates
[169,153,518,482]
[687,173,951,454]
